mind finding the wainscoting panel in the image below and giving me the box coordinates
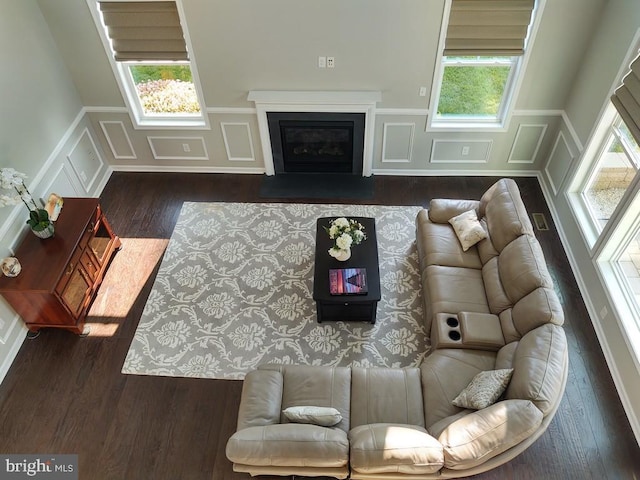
[431,139,492,163]
[67,128,105,193]
[221,123,255,162]
[382,123,414,163]
[545,131,574,195]
[44,163,82,198]
[147,137,209,161]
[99,121,136,160]
[508,123,548,164]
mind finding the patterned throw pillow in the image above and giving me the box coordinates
[448,209,488,251]
[452,369,514,410]
[283,406,342,427]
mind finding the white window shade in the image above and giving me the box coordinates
[444,0,535,56]
[611,54,640,146]
[98,1,188,61]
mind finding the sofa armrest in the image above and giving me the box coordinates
[236,370,284,430]
[459,312,505,351]
[428,199,481,224]
[438,399,543,470]
[431,312,505,351]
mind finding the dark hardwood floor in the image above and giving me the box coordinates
[0,172,638,479]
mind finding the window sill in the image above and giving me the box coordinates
[131,116,210,130]
[427,120,507,133]
[566,191,600,251]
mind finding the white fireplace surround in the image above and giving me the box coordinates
[248,91,382,176]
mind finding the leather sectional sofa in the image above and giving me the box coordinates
[226,178,568,478]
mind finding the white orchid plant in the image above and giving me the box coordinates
[325,217,366,259]
[0,168,52,232]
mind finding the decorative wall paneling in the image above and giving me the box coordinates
[508,123,548,164]
[100,121,136,160]
[67,127,105,193]
[147,136,209,161]
[221,122,255,162]
[381,123,415,163]
[430,139,493,163]
[545,131,575,195]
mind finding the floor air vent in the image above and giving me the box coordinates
[532,213,549,231]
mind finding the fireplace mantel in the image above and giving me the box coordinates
[248,90,382,176]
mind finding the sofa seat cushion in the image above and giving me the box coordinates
[425,265,490,319]
[438,399,543,470]
[226,424,349,468]
[349,423,444,474]
[351,367,424,428]
[416,210,482,270]
[421,349,497,429]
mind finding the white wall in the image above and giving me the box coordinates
[0,0,109,381]
[34,0,606,174]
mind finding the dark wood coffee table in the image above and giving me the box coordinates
[313,217,381,324]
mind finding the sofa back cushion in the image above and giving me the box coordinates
[428,198,481,224]
[498,235,552,302]
[482,257,512,315]
[260,365,352,433]
[351,367,425,428]
[512,287,565,334]
[495,234,564,336]
[237,370,284,430]
[505,323,568,415]
[479,179,534,252]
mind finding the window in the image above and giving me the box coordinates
[121,63,201,119]
[429,0,536,129]
[582,115,640,233]
[94,1,206,128]
[436,56,517,122]
[567,44,640,361]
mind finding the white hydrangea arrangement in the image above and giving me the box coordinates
[325,217,366,260]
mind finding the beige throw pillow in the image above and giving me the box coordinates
[448,210,487,251]
[452,369,514,410]
[282,406,342,427]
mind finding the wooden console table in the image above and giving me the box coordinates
[0,198,121,335]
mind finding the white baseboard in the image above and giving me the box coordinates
[0,318,26,384]
[371,168,541,177]
[110,164,266,175]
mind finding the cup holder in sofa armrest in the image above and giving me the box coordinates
[448,330,461,341]
[432,314,463,349]
[432,312,505,351]
[446,317,459,328]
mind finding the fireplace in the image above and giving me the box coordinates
[248,90,382,177]
[267,112,365,174]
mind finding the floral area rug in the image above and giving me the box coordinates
[122,202,429,380]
